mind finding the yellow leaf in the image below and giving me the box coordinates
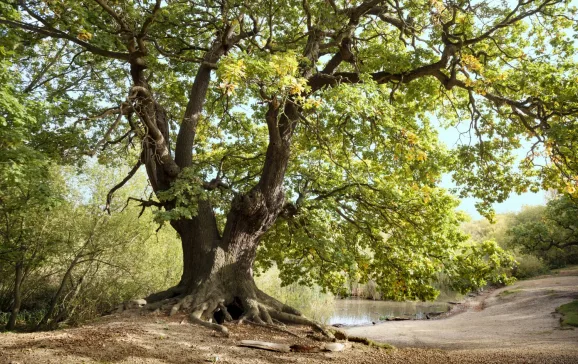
[416,151,427,162]
[77,31,92,41]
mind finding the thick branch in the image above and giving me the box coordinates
[0,18,130,61]
[175,26,258,168]
[174,41,224,168]
[129,86,180,177]
[140,0,163,36]
[309,44,457,91]
[92,0,131,32]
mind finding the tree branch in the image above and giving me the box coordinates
[105,160,143,214]
[0,18,130,61]
[309,43,457,91]
[175,24,258,168]
[92,0,131,32]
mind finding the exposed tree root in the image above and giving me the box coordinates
[217,301,233,322]
[144,285,185,304]
[129,282,333,339]
[244,319,301,338]
[190,301,229,336]
[348,336,395,349]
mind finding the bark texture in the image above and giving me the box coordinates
[138,100,317,333]
[111,14,324,335]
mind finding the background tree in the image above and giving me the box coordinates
[508,195,578,268]
[0,54,63,330]
[1,0,577,334]
[0,163,183,331]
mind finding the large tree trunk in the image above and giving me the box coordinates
[142,182,325,335]
[140,121,328,333]
[144,232,326,336]
[125,39,323,333]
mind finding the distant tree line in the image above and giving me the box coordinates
[462,195,578,278]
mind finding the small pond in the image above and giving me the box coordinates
[328,299,454,326]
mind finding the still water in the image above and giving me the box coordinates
[328,299,451,326]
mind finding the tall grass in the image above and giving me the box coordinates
[346,279,382,300]
[255,267,335,323]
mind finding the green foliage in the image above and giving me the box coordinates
[347,280,383,300]
[0,309,46,329]
[258,194,515,299]
[512,254,549,279]
[461,212,518,246]
[3,0,578,306]
[155,166,208,221]
[444,240,515,294]
[0,163,182,329]
[508,195,578,268]
[461,211,550,279]
[556,300,578,328]
[217,52,310,99]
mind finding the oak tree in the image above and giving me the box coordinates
[2,0,578,334]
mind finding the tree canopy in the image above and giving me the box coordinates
[1,0,578,323]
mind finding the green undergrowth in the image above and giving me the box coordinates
[551,265,578,276]
[556,300,578,328]
[0,310,47,331]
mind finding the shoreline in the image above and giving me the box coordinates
[344,272,578,353]
[331,288,492,328]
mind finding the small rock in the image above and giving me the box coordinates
[323,343,346,352]
[125,299,147,309]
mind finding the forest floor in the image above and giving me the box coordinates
[1,268,578,364]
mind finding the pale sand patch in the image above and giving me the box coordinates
[346,271,578,358]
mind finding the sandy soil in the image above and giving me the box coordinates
[346,267,578,359]
[1,269,577,364]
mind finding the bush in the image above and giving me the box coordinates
[0,165,182,330]
[513,254,549,279]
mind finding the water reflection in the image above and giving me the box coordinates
[329,299,451,326]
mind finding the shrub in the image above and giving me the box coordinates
[512,254,549,279]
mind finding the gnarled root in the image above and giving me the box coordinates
[135,283,333,339]
[190,300,229,336]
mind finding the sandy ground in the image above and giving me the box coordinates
[347,267,578,359]
[1,269,577,364]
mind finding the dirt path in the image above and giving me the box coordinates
[346,269,578,357]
